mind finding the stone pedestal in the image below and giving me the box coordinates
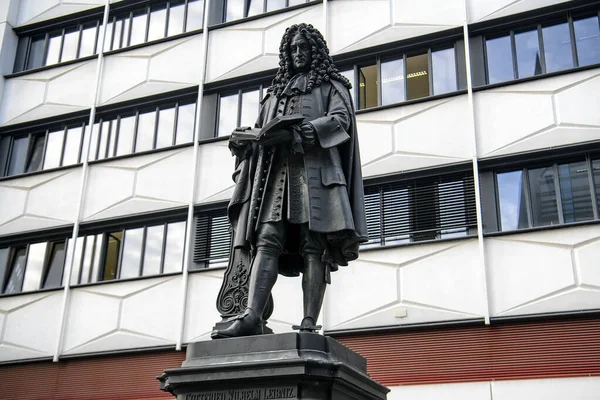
[158,332,389,400]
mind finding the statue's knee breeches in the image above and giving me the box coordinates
[255,222,285,257]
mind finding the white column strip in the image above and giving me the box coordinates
[175,0,213,351]
[462,1,491,325]
[53,0,112,362]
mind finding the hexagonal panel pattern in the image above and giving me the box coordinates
[486,225,600,317]
[205,4,323,83]
[0,169,80,236]
[476,68,600,158]
[329,0,465,55]
[98,34,203,105]
[82,147,193,221]
[0,291,63,362]
[62,275,182,355]
[324,239,487,331]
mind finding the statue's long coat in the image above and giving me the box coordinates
[227,78,367,276]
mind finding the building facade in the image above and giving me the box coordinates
[0,0,599,398]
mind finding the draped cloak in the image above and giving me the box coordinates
[226,77,367,277]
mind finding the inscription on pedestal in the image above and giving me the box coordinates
[185,387,297,400]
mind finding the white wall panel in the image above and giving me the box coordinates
[476,68,600,158]
[205,5,323,83]
[82,147,193,221]
[0,168,80,236]
[62,275,182,355]
[16,0,104,27]
[359,95,472,178]
[325,239,486,331]
[0,0,19,26]
[467,0,572,23]
[99,35,203,105]
[0,60,96,126]
[329,0,464,55]
[0,291,63,362]
[486,225,600,317]
[491,376,600,400]
[195,140,236,204]
[388,382,492,400]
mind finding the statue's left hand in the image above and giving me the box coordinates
[258,128,293,146]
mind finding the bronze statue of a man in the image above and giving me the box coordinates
[213,23,367,338]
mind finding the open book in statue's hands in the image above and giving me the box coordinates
[230,114,305,145]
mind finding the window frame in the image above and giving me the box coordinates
[192,206,232,270]
[215,85,265,137]
[221,0,309,23]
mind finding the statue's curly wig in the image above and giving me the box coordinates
[268,23,351,97]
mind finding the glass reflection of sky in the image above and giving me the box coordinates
[575,17,600,66]
[486,35,514,84]
[143,225,164,276]
[218,94,238,137]
[432,48,457,95]
[515,29,541,78]
[164,222,186,273]
[381,59,405,105]
[497,171,524,231]
[543,23,574,73]
[121,228,144,279]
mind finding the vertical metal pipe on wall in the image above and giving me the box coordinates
[53,0,112,362]
[175,0,213,351]
[462,0,491,325]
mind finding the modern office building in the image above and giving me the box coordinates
[0,0,599,398]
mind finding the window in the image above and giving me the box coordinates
[14,20,101,73]
[90,101,196,161]
[223,0,309,22]
[70,221,187,285]
[104,0,204,52]
[493,154,600,232]
[193,209,231,268]
[341,45,461,110]
[483,12,600,85]
[363,171,477,247]
[0,240,68,295]
[216,87,262,137]
[0,123,88,179]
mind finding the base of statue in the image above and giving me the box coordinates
[158,332,389,400]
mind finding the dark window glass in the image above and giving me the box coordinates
[80,235,98,284]
[148,5,167,42]
[120,227,144,279]
[497,170,529,230]
[528,166,559,227]
[381,59,405,105]
[543,22,574,73]
[218,93,239,137]
[43,129,64,170]
[21,243,45,292]
[226,0,245,22]
[558,161,594,223]
[406,53,430,100]
[0,136,10,176]
[156,107,176,148]
[176,103,196,144]
[61,29,79,62]
[4,248,27,294]
[116,115,135,156]
[62,126,83,166]
[8,137,29,176]
[143,225,164,276]
[594,159,600,208]
[515,29,542,78]
[43,242,66,289]
[164,221,186,273]
[79,24,97,57]
[359,64,378,109]
[432,48,457,95]
[486,35,514,84]
[574,16,600,67]
[240,90,260,128]
[135,111,156,152]
[46,33,62,65]
[169,1,186,36]
[186,0,204,31]
[0,248,9,289]
[26,135,45,173]
[103,232,121,281]
[267,0,285,12]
